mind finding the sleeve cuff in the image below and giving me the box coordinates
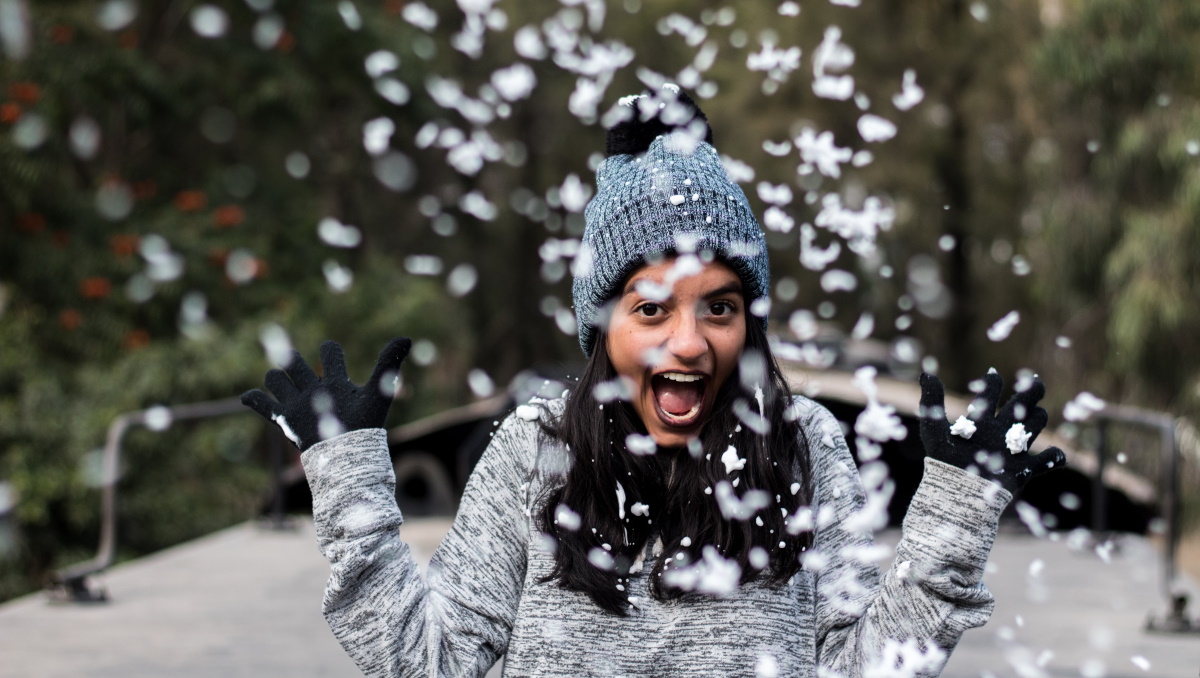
[300,428,392,497]
[900,457,1012,566]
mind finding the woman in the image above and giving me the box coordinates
[242,87,1065,677]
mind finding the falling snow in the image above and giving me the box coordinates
[986,310,1021,341]
[1063,391,1106,422]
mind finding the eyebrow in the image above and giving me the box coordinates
[620,279,743,299]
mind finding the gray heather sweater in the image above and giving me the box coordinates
[300,395,1011,678]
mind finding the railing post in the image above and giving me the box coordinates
[47,398,253,603]
[1091,419,1107,534]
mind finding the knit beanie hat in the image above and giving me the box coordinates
[573,85,770,357]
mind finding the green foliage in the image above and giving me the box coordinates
[1031,0,1200,414]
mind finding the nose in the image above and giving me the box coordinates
[665,311,707,363]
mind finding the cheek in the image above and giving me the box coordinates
[713,328,746,380]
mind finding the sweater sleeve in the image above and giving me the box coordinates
[805,403,1012,677]
[300,411,535,678]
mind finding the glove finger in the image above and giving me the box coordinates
[264,368,300,401]
[917,373,951,442]
[1021,407,1050,442]
[366,337,412,394]
[241,389,283,422]
[319,340,350,383]
[969,370,1005,421]
[1000,376,1046,423]
[283,349,320,391]
[1021,446,1067,481]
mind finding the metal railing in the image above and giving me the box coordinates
[1090,404,1198,633]
[46,398,284,603]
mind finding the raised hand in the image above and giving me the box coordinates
[241,337,411,451]
[918,370,1066,494]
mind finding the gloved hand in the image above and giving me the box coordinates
[918,370,1066,494]
[241,337,411,451]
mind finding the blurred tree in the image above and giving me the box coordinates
[1028,0,1200,418]
[0,1,474,600]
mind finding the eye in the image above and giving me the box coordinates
[636,303,661,317]
[710,300,736,316]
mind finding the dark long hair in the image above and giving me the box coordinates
[535,307,815,615]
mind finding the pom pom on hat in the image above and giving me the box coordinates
[605,84,714,157]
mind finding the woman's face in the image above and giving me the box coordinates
[605,257,747,448]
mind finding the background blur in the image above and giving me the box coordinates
[1,0,1199,613]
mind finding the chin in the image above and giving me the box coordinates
[646,428,697,449]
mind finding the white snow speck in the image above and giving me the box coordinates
[1005,423,1032,454]
[1028,558,1044,577]
[789,482,801,495]
[625,433,658,456]
[588,547,614,570]
[812,27,855,102]
[763,206,795,233]
[401,2,438,31]
[144,405,173,432]
[669,194,686,206]
[515,404,540,421]
[755,654,780,677]
[714,482,770,520]
[631,502,649,517]
[720,155,755,182]
[490,62,537,102]
[756,181,793,206]
[615,481,627,520]
[318,217,362,248]
[813,75,855,100]
[513,25,545,60]
[785,506,813,535]
[799,224,841,271]
[364,50,399,78]
[559,173,593,212]
[852,367,907,443]
[661,545,742,595]
[721,445,747,473]
[950,416,977,439]
[555,504,581,530]
[271,414,300,447]
[987,311,1021,341]
[1130,655,1151,671]
[362,117,395,156]
[820,269,857,292]
[857,114,897,142]
[1063,391,1106,422]
[892,69,924,111]
[593,376,635,403]
[813,193,894,257]
[794,127,852,178]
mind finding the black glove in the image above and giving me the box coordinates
[241,337,411,451]
[918,370,1066,494]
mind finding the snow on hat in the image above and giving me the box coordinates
[572,85,770,357]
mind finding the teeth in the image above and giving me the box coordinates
[661,373,703,383]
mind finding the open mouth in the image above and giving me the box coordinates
[651,372,707,427]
